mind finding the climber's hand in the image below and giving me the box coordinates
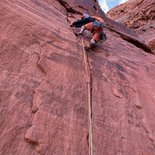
[69,24,74,27]
[75,32,82,36]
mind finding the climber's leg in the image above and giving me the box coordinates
[87,32,100,49]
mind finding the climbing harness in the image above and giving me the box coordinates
[92,20,104,29]
[81,38,93,155]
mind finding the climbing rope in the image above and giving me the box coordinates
[81,38,93,155]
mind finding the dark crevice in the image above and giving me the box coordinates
[57,0,82,15]
[93,5,97,11]
[57,0,82,37]
[37,55,48,75]
[121,35,153,54]
[25,138,39,145]
[57,0,82,35]
[104,25,153,54]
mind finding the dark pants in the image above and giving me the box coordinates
[72,17,95,28]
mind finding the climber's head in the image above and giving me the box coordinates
[81,13,90,19]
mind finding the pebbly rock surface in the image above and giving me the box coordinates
[1,0,155,155]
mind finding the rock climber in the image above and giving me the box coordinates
[70,13,107,50]
[70,13,94,28]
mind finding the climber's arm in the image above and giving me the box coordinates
[76,25,85,35]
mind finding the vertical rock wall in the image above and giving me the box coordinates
[0,0,155,155]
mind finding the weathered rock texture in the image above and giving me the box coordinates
[107,0,155,48]
[0,0,155,155]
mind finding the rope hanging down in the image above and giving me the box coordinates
[81,38,93,155]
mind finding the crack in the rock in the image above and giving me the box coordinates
[25,136,39,145]
[25,77,47,146]
[57,0,83,36]
[104,25,153,54]
[25,52,48,144]
[57,0,82,15]
[31,89,40,113]
[121,35,153,54]
[136,0,145,6]
[36,54,48,75]
[31,76,46,113]
[81,39,93,155]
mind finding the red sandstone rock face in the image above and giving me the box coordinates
[1,0,155,155]
[107,0,155,27]
[107,0,155,45]
[149,39,155,53]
